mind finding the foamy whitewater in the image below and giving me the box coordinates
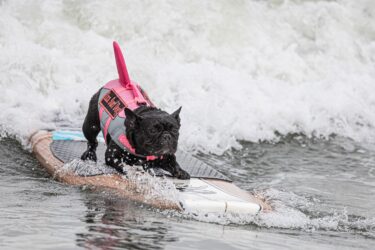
[0,0,375,153]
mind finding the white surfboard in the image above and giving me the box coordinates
[30,129,271,215]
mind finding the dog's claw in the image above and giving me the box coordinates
[176,169,190,180]
[81,150,97,162]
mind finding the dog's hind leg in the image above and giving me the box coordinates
[81,89,101,162]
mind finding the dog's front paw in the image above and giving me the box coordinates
[175,168,190,180]
[81,149,97,162]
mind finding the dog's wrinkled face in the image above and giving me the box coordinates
[124,107,181,156]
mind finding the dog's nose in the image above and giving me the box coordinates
[162,133,172,142]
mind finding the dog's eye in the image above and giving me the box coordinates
[149,125,161,134]
[169,124,178,131]
[148,128,157,134]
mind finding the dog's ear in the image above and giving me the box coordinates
[171,106,182,125]
[125,108,141,129]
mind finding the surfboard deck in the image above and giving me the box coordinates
[30,130,271,215]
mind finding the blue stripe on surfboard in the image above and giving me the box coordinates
[52,130,105,142]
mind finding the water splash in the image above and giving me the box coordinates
[60,159,180,204]
[122,164,179,203]
[161,188,375,239]
[59,159,118,176]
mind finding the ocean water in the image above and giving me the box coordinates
[0,0,375,249]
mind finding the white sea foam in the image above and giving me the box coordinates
[0,0,375,153]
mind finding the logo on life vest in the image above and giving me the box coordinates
[100,90,125,119]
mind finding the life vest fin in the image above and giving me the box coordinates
[113,41,131,88]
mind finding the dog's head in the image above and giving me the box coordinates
[124,107,181,156]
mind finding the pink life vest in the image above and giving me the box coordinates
[97,41,159,161]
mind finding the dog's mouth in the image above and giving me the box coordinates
[150,145,176,156]
[142,136,177,156]
[154,147,175,155]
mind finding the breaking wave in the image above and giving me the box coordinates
[0,0,375,154]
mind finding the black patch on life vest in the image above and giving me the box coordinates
[100,90,125,119]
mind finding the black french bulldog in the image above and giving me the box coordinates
[80,90,190,180]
